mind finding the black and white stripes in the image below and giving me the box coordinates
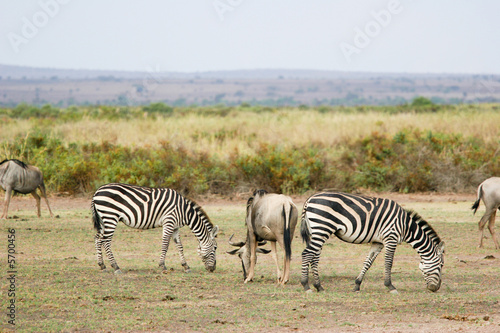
[92,183,218,273]
[300,192,445,293]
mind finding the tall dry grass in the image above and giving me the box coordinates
[2,104,498,159]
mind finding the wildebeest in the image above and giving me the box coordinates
[0,159,53,219]
[472,177,500,249]
[228,189,298,285]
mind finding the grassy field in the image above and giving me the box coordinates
[3,104,500,158]
[2,104,500,196]
[1,194,499,332]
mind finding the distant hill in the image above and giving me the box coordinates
[1,64,499,107]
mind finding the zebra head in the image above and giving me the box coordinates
[198,225,219,272]
[419,241,445,292]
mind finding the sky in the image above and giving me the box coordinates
[1,0,499,74]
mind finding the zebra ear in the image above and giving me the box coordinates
[212,225,219,238]
[437,241,445,254]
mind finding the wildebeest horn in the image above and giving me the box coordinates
[257,240,267,246]
[228,234,246,247]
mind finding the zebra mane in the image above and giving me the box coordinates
[188,199,214,229]
[406,209,442,244]
[0,159,28,169]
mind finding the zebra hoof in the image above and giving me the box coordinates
[114,269,123,275]
[162,268,174,274]
[389,289,399,295]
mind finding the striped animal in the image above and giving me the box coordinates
[0,159,53,219]
[471,177,500,249]
[92,183,219,274]
[300,192,445,293]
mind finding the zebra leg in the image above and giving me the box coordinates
[159,226,173,272]
[95,234,106,270]
[172,230,191,273]
[383,241,398,293]
[310,251,324,292]
[300,248,312,291]
[101,237,121,274]
[354,242,383,292]
[301,247,324,292]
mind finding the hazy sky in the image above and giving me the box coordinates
[1,0,499,74]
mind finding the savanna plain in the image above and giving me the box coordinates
[1,104,500,332]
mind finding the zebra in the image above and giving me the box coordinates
[300,192,445,293]
[91,183,219,274]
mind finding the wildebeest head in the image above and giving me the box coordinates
[227,234,270,280]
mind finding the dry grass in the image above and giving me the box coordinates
[2,104,500,161]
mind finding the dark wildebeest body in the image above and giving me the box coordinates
[472,177,500,249]
[0,159,53,219]
[228,189,298,285]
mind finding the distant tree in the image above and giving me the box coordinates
[411,96,434,107]
[143,102,173,115]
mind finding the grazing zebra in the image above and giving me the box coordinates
[92,183,219,274]
[300,192,445,293]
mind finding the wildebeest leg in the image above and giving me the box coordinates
[488,210,499,249]
[269,241,281,283]
[354,242,383,292]
[276,238,290,285]
[244,232,257,283]
[38,184,54,217]
[173,229,191,273]
[478,208,495,248]
[1,187,13,219]
[31,191,42,217]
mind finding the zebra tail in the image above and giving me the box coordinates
[91,200,103,233]
[282,205,292,262]
[471,185,483,214]
[300,210,311,247]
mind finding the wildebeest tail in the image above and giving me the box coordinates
[91,200,103,233]
[282,204,292,262]
[300,208,311,247]
[471,185,483,214]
